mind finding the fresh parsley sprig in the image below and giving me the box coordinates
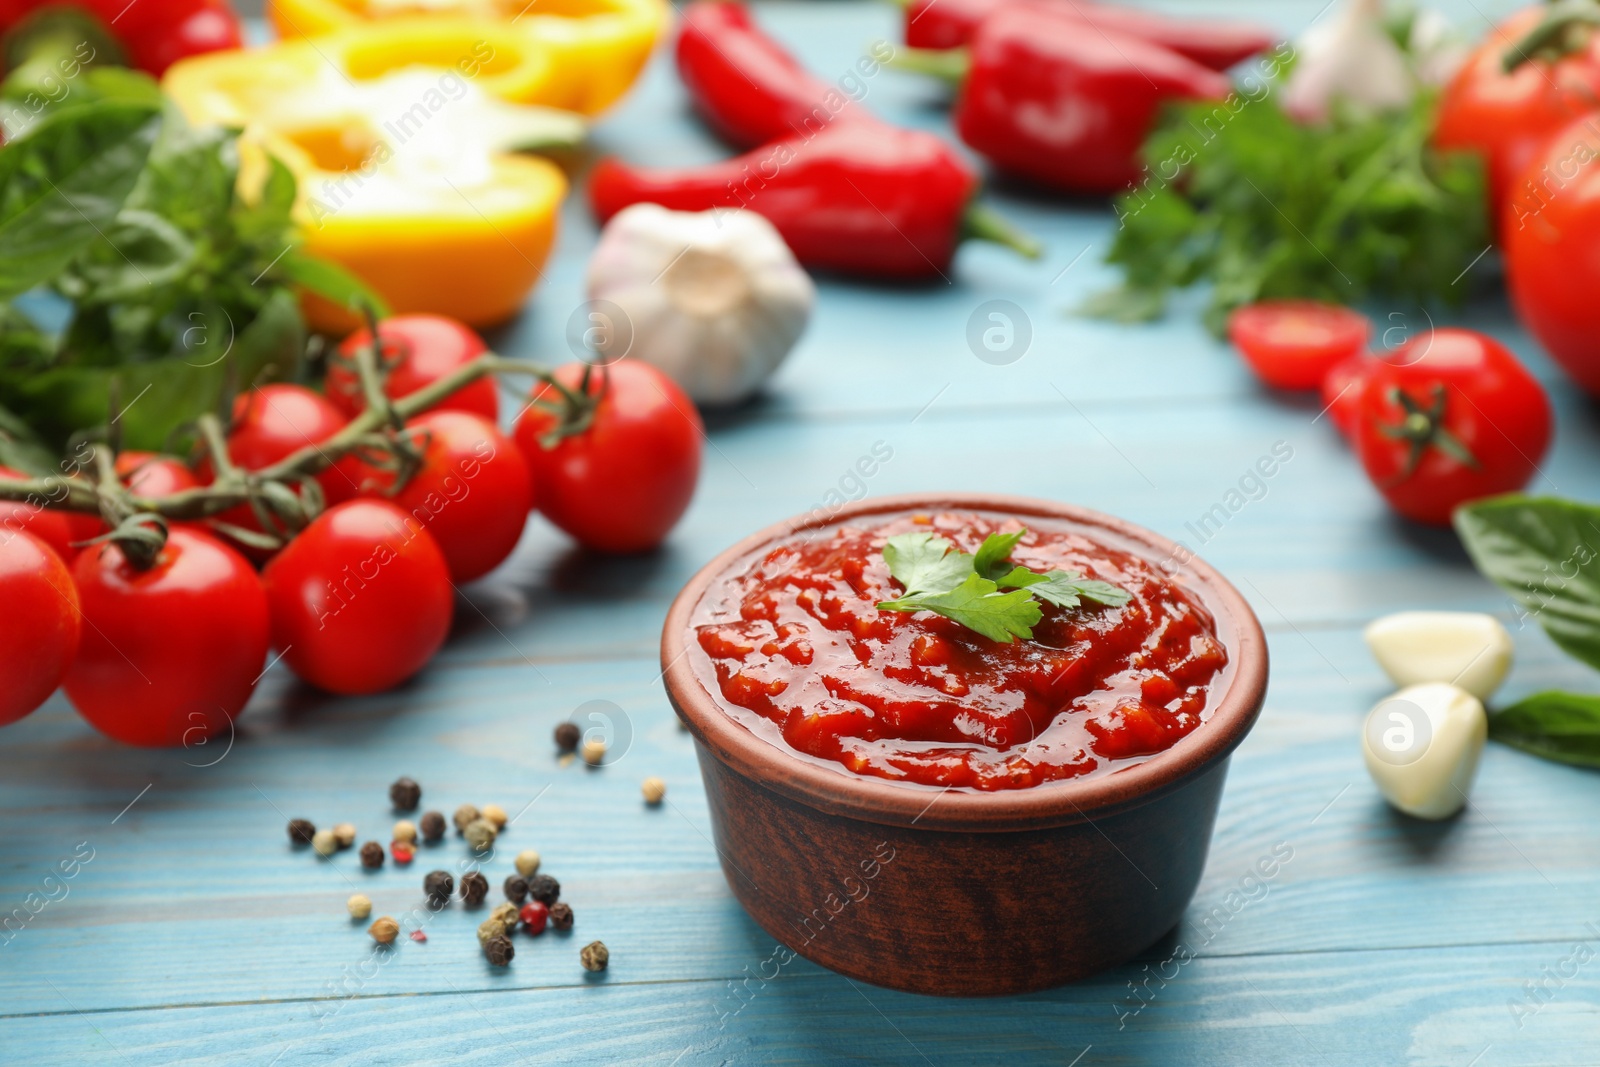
[876,529,1131,643]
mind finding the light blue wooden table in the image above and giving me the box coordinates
[10,1,1600,1063]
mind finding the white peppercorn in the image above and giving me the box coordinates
[641,777,666,804]
[481,803,508,830]
[347,894,372,920]
[514,849,541,878]
[311,829,338,857]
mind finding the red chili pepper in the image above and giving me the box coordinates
[900,0,1275,72]
[0,0,241,77]
[677,0,875,149]
[893,8,1231,194]
[589,121,1040,279]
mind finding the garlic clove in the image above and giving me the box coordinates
[1363,611,1513,701]
[1362,682,1487,820]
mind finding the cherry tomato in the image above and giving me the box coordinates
[1320,352,1373,441]
[0,465,78,561]
[66,527,269,747]
[116,451,200,499]
[327,315,498,422]
[365,411,532,583]
[0,530,80,726]
[262,499,454,695]
[1228,301,1370,390]
[513,362,702,554]
[1433,7,1600,222]
[214,385,360,504]
[1354,329,1552,525]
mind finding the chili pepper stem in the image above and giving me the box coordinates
[961,203,1044,260]
[883,46,972,86]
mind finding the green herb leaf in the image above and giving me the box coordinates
[881,532,974,597]
[1453,495,1600,673]
[998,566,1133,610]
[1489,691,1600,768]
[973,528,1026,580]
[879,573,1042,644]
[276,251,391,319]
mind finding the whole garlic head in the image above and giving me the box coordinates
[585,204,815,405]
[1283,0,1414,124]
[1362,682,1487,820]
[1363,611,1513,701]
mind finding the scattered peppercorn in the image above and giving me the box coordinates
[347,894,372,920]
[369,916,400,945]
[453,804,479,834]
[332,822,357,849]
[424,870,454,907]
[477,917,504,946]
[503,876,528,904]
[641,776,667,805]
[391,840,416,864]
[580,941,608,972]
[581,737,606,766]
[393,819,417,844]
[549,903,573,931]
[464,818,497,852]
[389,777,421,811]
[481,803,508,830]
[409,929,427,943]
[489,902,520,935]
[554,722,580,752]
[287,818,316,845]
[520,900,549,935]
[514,849,541,878]
[528,874,560,906]
[311,829,338,857]
[484,934,515,966]
[359,841,385,869]
[460,871,489,907]
[420,811,446,843]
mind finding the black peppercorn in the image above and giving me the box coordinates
[484,933,515,966]
[460,871,489,907]
[389,777,422,811]
[423,870,454,906]
[528,874,560,906]
[359,841,385,869]
[287,819,316,845]
[549,902,573,931]
[419,810,446,843]
[554,722,580,752]
[503,876,528,904]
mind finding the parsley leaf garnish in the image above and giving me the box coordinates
[879,574,1042,644]
[880,532,975,597]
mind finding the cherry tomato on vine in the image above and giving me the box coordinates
[0,465,78,561]
[262,499,454,695]
[66,527,269,747]
[364,411,532,583]
[212,384,360,504]
[327,314,498,422]
[1353,329,1552,526]
[116,451,199,498]
[513,361,702,554]
[0,530,80,726]
[1228,301,1370,390]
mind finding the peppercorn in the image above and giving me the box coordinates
[581,737,606,766]
[389,777,421,811]
[554,722,580,752]
[460,871,489,907]
[347,894,372,920]
[580,941,608,972]
[484,934,515,966]
[503,876,528,904]
[481,803,508,830]
[393,820,417,844]
[287,818,316,845]
[641,776,666,805]
[359,841,385,869]
[453,804,479,834]
[423,870,454,907]
[369,916,400,945]
[420,811,446,843]
[514,849,541,878]
[527,874,560,906]
[391,840,416,864]
[464,818,497,852]
[489,902,519,935]
[332,822,357,849]
[311,829,338,857]
[477,918,504,946]
[520,900,549,935]
[549,902,573,931]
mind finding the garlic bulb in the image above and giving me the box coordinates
[584,204,814,405]
[1283,0,1413,124]
[1363,611,1513,701]
[1362,682,1486,820]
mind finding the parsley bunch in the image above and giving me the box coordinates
[877,529,1130,643]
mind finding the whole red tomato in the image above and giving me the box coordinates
[262,499,453,695]
[1320,352,1373,441]
[117,451,199,498]
[327,315,498,422]
[1354,329,1552,525]
[216,385,359,504]
[1434,7,1600,223]
[513,361,702,554]
[0,530,80,726]
[66,527,269,747]
[1228,301,1369,391]
[368,411,532,582]
[0,465,78,561]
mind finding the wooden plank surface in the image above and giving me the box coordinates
[11,1,1600,1064]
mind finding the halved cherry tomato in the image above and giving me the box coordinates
[1228,301,1370,390]
[0,465,78,561]
[513,361,703,554]
[66,527,269,747]
[1354,328,1551,525]
[327,315,498,422]
[0,530,80,726]
[116,451,199,499]
[261,499,454,695]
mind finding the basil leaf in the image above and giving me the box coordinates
[882,532,973,597]
[879,574,1041,644]
[973,528,1026,580]
[276,252,391,319]
[1454,495,1600,672]
[1490,691,1600,768]
[0,398,56,474]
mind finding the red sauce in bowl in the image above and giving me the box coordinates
[691,511,1230,791]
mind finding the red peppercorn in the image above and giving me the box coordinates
[391,840,416,864]
[519,900,549,935]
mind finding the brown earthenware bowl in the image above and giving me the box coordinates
[661,494,1267,996]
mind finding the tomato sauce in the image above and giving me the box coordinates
[692,511,1230,790]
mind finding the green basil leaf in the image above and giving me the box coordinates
[0,398,57,474]
[1490,691,1600,768]
[276,252,391,320]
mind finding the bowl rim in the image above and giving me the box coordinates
[660,493,1268,833]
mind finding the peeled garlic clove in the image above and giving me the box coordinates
[1362,682,1487,820]
[1363,611,1513,701]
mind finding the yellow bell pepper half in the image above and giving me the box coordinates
[266,0,668,115]
[164,21,584,329]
